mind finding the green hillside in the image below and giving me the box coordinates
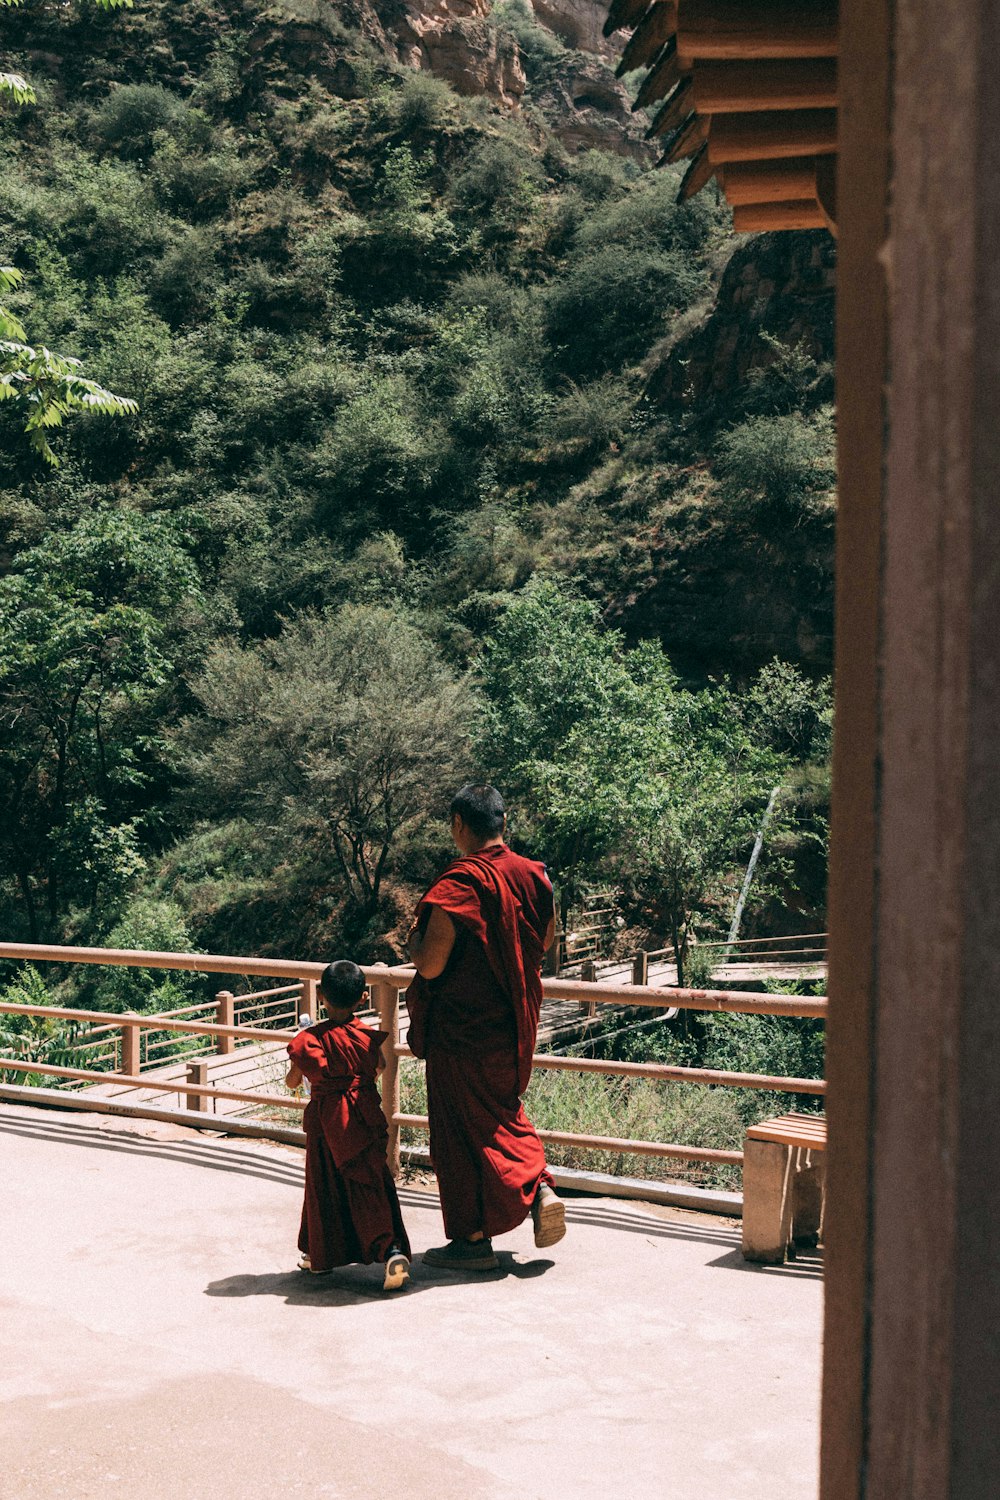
[0,0,834,976]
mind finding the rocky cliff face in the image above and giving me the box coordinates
[648,230,837,416]
[530,0,617,56]
[383,0,526,106]
[281,0,648,155]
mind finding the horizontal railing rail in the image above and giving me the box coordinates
[0,942,827,1186]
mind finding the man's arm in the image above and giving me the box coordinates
[407,903,457,980]
[285,1061,303,1089]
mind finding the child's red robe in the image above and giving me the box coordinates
[288,1017,410,1271]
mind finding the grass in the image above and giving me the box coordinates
[399,1056,748,1191]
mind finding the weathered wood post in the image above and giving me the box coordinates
[186,1060,209,1113]
[632,950,649,987]
[120,1014,140,1077]
[373,978,401,1178]
[215,990,235,1054]
[581,959,598,1018]
[300,975,319,1020]
[543,923,560,977]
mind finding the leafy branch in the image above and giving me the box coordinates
[0,0,137,460]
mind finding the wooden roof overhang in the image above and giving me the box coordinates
[605,0,838,233]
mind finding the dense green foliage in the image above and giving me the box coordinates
[1,0,138,459]
[0,0,835,1002]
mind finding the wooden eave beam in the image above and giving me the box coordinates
[603,0,652,38]
[616,1,679,76]
[665,111,710,163]
[719,155,819,204]
[692,58,837,112]
[677,142,715,200]
[732,199,828,231]
[633,37,683,109]
[707,108,837,163]
[677,0,838,61]
[646,77,694,138]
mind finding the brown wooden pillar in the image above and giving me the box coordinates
[823,0,1000,1493]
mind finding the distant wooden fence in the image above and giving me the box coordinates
[0,942,827,1182]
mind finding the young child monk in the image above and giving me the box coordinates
[285,960,411,1292]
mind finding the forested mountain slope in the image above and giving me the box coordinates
[0,0,835,976]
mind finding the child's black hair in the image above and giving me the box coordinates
[319,959,366,1012]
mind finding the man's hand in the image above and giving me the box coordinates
[408,904,457,980]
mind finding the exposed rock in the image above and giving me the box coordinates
[533,54,653,159]
[647,230,837,414]
[392,0,526,105]
[529,0,617,56]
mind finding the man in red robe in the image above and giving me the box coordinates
[406,784,566,1269]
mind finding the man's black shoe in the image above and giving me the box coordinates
[422,1237,500,1271]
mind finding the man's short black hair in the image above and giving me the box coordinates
[450,783,505,840]
[318,960,366,1011]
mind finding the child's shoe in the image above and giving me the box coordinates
[298,1253,331,1275]
[383,1246,411,1292]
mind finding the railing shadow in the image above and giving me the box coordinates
[0,1104,819,1274]
[706,1245,824,1280]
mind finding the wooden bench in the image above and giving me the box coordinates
[741,1112,826,1264]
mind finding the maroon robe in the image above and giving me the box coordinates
[406,843,555,1241]
[287,1017,410,1271]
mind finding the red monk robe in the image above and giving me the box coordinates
[287,1018,410,1272]
[406,843,555,1241]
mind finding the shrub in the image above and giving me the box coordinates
[91,83,193,157]
[714,410,836,520]
[449,136,544,233]
[84,898,205,1015]
[492,0,566,79]
[546,245,705,377]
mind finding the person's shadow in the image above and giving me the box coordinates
[205,1251,554,1306]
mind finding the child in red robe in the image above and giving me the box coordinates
[286,960,411,1292]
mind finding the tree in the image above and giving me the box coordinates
[1,0,137,462]
[477,580,655,905]
[0,511,200,938]
[178,606,474,919]
[478,580,786,975]
[624,700,785,984]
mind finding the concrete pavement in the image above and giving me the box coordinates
[0,1102,822,1500]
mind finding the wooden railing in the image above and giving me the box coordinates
[0,942,827,1184]
[558,931,829,984]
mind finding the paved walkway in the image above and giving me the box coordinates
[0,1103,822,1500]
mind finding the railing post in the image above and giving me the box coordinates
[300,976,319,1021]
[186,1060,209,1113]
[373,979,401,1178]
[581,959,598,1018]
[120,1014,140,1077]
[632,950,649,987]
[543,924,560,977]
[215,990,235,1055]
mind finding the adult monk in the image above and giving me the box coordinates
[406,783,566,1270]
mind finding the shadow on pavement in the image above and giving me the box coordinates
[707,1245,824,1280]
[0,1109,305,1190]
[205,1252,555,1305]
[0,1107,760,1260]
